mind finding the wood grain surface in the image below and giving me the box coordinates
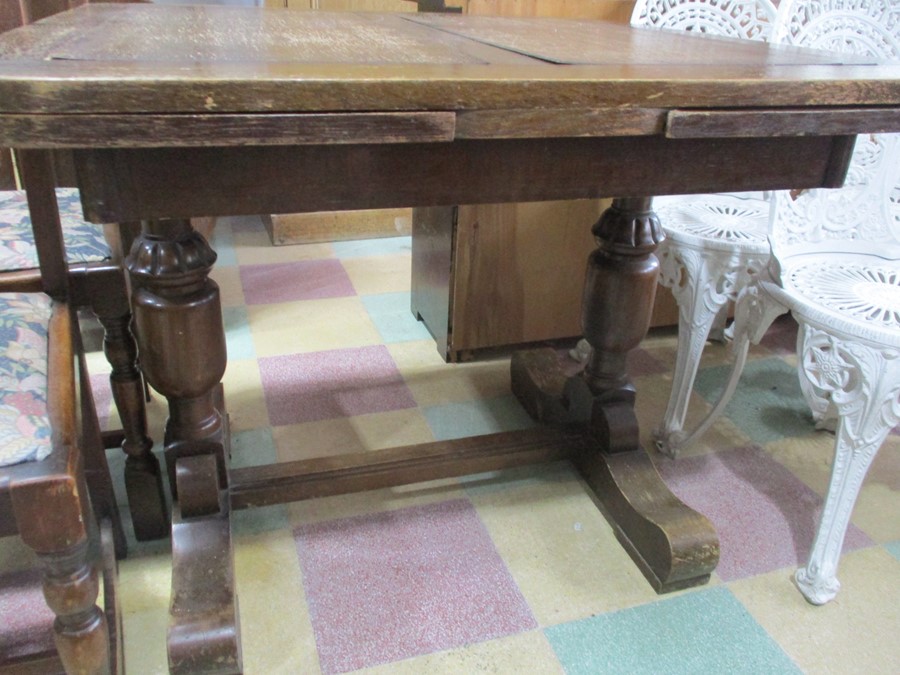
[0,4,897,118]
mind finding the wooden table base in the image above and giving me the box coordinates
[511,348,719,592]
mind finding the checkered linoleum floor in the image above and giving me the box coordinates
[10,214,900,673]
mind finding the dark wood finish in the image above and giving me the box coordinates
[16,152,69,298]
[509,197,720,591]
[410,205,455,354]
[0,111,457,148]
[456,106,665,138]
[2,5,900,667]
[169,459,241,675]
[1,7,899,116]
[77,264,167,542]
[0,0,164,543]
[232,428,581,508]
[0,147,13,189]
[667,106,900,138]
[126,219,227,470]
[73,135,848,221]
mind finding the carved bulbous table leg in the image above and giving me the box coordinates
[125,218,241,674]
[126,219,229,493]
[512,197,719,592]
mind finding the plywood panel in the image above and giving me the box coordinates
[263,208,411,244]
[462,0,634,23]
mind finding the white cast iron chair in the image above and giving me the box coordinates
[625,0,779,457]
[700,0,900,605]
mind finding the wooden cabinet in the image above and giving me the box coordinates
[412,201,678,362]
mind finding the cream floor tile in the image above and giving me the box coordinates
[85,350,112,376]
[342,253,412,295]
[388,341,512,407]
[210,265,246,308]
[466,464,679,625]
[118,554,172,615]
[353,630,564,675]
[233,222,333,266]
[730,546,900,675]
[274,408,435,462]
[222,358,269,432]
[123,608,169,675]
[248,297,381,357]
[235,530,320,675]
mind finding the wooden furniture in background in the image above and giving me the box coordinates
[1,5,897,670]
[413,199,679,361]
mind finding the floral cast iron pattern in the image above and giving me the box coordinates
[632,0,778,40]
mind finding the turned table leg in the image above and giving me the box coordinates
[125,219,229,487]
[512,197,719,592]
[125,218,241,674]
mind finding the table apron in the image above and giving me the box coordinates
[71,134,852,223]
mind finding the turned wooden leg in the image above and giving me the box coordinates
[12,472,111,675]
[77,263,169,542]
[512,197,719,592]
[125,219,229,489]
[125,218,241,674]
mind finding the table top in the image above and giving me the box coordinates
[0,3,898,118]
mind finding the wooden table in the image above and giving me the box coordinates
[2,5,899,673]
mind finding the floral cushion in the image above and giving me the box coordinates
[0,292,52,467]
[0,189,110,272]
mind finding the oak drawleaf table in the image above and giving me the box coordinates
[1,4,898,673]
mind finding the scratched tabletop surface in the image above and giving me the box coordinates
[0,3,897,114]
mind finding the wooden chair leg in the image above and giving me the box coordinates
[13,473,112,675]
[79,264,169,541]
[79,347,128,561]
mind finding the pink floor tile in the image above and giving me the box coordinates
[0,568,55,663]
[656,445,872,582]
[239,259,356,305]
[259,345,417,426]
[294,499,537,674]
[89,373,112,430]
